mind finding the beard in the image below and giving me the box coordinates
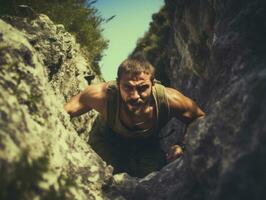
[122,96,150,117]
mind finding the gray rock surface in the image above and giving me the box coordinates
[1,1,266,199]
[3,14,102,141]
[0,16,122,200]
[110,0,266,200]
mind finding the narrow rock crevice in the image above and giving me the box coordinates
[1,1,266,199]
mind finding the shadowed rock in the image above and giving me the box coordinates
[110,1,266,200]
[16,5,38,19]
[1,1,266,199]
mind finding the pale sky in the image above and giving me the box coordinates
[94,0,164,81]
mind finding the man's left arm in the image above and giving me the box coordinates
[165,87,205,161]
[166,87,205,124]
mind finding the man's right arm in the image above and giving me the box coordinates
[64,82,108,118]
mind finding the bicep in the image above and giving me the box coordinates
[65,83,107,117]
[166,88,205,124]
[79,83,107,116]
[64,92,89,117]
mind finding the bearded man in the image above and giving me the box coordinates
[64,55,205,177]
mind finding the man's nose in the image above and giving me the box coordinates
[130,89,140,100]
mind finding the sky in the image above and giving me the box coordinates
[94,0,164,81]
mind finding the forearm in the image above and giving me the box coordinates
[64,105,90,118]
[168,102,205,161]
[193,106,205,121]
[182,101,205,124]
[64,96,91,118]
[166,87,205,124]
[180,107,205,148]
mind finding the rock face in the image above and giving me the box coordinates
[1,1,266,199]
[110,0,266,200]
[0,15,121,200]
[2,14,102,141]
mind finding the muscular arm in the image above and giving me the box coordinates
[64,82,108,118]
[165,87,205,161]
[166,87,205,124]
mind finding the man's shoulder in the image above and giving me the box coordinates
[80,82,110,104]
[85,80,118,102]
[165,87,184,98]
[106,80,118,90]
[86,82,108,93]
[164,87,185,105]
[80,82,110,118]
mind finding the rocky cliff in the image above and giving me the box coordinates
[1,0,266,200]
[0,14,123,200]
[111,0,266,200]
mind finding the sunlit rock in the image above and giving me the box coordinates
[0,17,120,200]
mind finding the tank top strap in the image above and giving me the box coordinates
[153,82,170,131]
[106,80,118,128]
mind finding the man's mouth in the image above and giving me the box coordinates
[127,100,143,107]
[123,99,148,115]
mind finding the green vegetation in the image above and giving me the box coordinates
[0,0,108,75]
[131,6,171,86]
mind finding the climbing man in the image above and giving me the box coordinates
[64,54,205,177]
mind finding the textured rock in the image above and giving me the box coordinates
[111,0,266,200]
[2,14,102,141]
[0,17,122,200]
[1,1,266,199]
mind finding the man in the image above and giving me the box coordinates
[64,55,205,177]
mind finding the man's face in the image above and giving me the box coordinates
[118,72,153,116]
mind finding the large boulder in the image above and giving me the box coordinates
[111,0,266,200]
[1,1,266,199]
[0,16,122,200]
[3,13,102,141]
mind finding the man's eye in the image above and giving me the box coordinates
[138,85,149,92]
[124,85,132,90]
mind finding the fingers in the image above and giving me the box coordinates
[166,145,183,162]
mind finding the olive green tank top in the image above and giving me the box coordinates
[106,80,170,139]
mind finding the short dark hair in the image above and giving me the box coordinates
[117,53,155,82]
